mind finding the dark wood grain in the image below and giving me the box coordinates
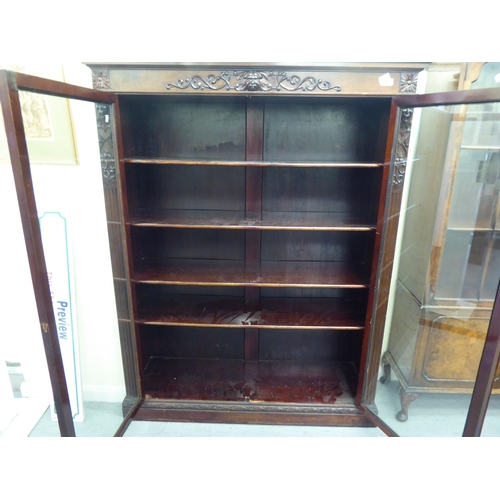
[113,279,131,320]
[131,226,245,262]
[136,295,366,329]
[107,222,127,279]
[244,100,264,340]
[246,99,264,162]
[263,98,390,163]
[13,71,116,103]
[245,329,259,361]
[262,167,381,216]
[245,101,264,279]
[141,325,244,362]
[125,164,245,213]
[357,100,399,405]
[98,100,142,414]
[119,95,246,159]
[259,329,364,363]
[118,320,141,416]
[394,87,500,108]
[261,230,374,263]
[133,404,373,427]
[132,259,371,287]
[142,358,354,404]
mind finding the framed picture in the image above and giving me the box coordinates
[0,63,78,165]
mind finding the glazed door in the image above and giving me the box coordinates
[360,81,500,436]
[0,70,139,437]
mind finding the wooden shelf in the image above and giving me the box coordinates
[128,210,376,231]
[142,358,358,404]
[132,259,371,288]
[136,295,366,329]
[124,158,383,168]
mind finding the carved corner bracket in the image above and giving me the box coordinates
[393,108,413,187]
[166,70,342,93]
[95,103,116,182]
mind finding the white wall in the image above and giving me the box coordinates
[0,63,125,403]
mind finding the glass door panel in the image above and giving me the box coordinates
[0,70,139,436]
[27,94,126,436]
[1,95,59,437]
[435,100,500,302]
[364,84,500,436]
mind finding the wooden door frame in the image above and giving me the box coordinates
[0,70,137,437]
[361,86,500,436]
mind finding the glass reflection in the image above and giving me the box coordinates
[376,98,500,436]
[31,95,126,436]
[2,83,126,436]
[1,90,58,437]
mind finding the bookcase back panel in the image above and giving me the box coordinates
[261,231,375,263]
[136,284,364,301]
[131,227,245,264]
[140,325,362,365]
[120,96,246,160]
[141,325,245,360]
[126,164,245,214]
[263,98,390,163]
[259,329,363,362]
[262,167,381,217]
[131,227,374,267]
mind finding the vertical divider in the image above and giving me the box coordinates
[245,98,264,362]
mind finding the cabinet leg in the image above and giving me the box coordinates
[396,384,419,422]
[379,353,391,384]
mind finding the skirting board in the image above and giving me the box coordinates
[82,385,126,403]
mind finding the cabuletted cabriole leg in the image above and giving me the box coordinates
[396,383,419,422]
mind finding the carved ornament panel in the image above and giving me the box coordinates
[393,108,414,187]
[95,103,116,182]
[92,70,110,90]
[166,70,342,93]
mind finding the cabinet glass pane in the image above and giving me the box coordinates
[435,104,500,301]
[373,100,500,436]
[20,94,126,436]
[1,97,62,437]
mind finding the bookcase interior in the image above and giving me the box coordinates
[119,92,391,411]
